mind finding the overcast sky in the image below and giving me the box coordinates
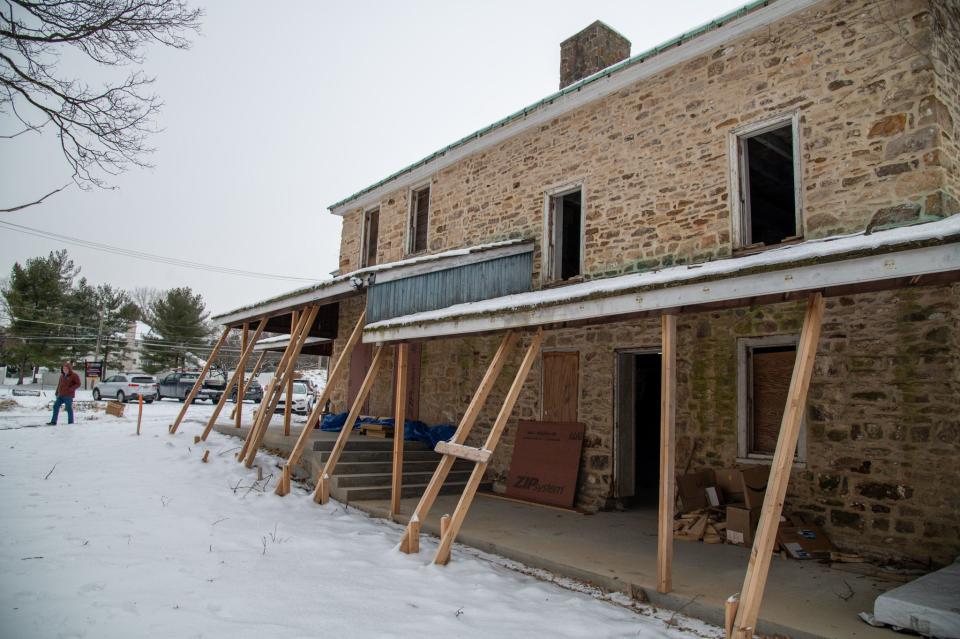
[0,0,745,318]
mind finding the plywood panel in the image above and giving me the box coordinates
[752,347,795,454]
[505,421,585,508]
[543,351,579,423]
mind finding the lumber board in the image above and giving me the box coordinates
[284,310,297,437]
[275,311,366,496]
[657,313,677,593]
[733,293,825,638]
[391,343,408,517]
[200,318,267,441]
[239,306,316,464]
[398,331,518,554]
[313,344,386,504]
[237,312,308,462]
[433,328,544,565]
[231,350,266,422]
[244,305,319,467]
[169,326,231,434]
[236,323,249,427]
[434,441,492,464]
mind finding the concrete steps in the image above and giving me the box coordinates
[307,434,479,504]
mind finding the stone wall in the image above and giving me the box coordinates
[409,284,960,565]
[326,0,960,565]
[338,0,954,276]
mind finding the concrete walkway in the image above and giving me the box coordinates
[214,422,905,639]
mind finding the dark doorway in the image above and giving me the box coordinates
[615,351,662,507]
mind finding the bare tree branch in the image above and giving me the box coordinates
[0,1,202,211]
[0,181,71,212]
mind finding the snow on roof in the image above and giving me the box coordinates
[212,238,531,322]
[365,216,960,334]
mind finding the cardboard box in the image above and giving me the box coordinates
[725,503,761,546]
[677,470,715,512]
[777,525,835,559]
[715,467,768,509]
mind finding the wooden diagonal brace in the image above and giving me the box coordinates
[732,293,825,638]
[244,305,321,467]
[230,350,267,422]
[199,318,267,442]
[398,331,518,554]
[169,326,231,434]
[313,344,386,504]
[433,328,544,565]
[237,311,311,462]
[275,310,366,496]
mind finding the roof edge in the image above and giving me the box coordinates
[328,0,805,215]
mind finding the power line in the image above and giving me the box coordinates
[0,220,322,283]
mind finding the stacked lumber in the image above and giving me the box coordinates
[359,423,394,439]
[674,508,726,543]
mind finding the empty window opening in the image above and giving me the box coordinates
[361,207,379,267]
[614,351,662,507]
[736,119,799,248]
[738,335,805,462]
[409,185,430,254]
[547,188,583,281]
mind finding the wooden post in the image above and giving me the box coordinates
[237,310,312,462]
[399,331,518,553]
[313,344,385,504]
[732,293,825,638]
[236,323,249,427]
[201,450,210,463]
[391,343,409,517]
[725,594,740,639]
[231,350,267,423]
[199,318,267,442]
[136,392,143,436]
[244,305,320,467]
[169,326,231,434]
[433,328,543,565]
[275,310,367,496]
[284,310,297,436]
[440,514,450,538]
[657,313,677,594]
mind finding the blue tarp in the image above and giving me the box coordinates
[319,412,456,448]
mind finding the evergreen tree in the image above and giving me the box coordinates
[140,287,210,373]
[1,250,78,382]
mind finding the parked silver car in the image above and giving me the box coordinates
[93,373,158,403]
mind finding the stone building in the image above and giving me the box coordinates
[214,0,960,568]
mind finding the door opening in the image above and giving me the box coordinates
[615,351,662,507]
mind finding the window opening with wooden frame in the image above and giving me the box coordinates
[408,184,430,254]
[361,206,380,267]
[545,185,584,282]
[737,335,806,463]
[730,112,802,250]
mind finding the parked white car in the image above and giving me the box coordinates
[275,380,315,415]
[93,373,158,403]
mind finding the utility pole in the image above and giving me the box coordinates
[93,309,105,381]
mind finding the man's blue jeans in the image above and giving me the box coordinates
[51,396,74,424]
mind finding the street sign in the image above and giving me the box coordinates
[85,360,104,378]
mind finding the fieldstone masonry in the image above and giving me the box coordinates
[330,0,960,565]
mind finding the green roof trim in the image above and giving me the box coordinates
[328,0,774,212]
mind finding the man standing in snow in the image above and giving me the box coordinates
[48,362,81,425]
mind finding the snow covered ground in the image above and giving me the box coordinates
[0,393,719,638]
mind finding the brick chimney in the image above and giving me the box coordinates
[559,21,631,89]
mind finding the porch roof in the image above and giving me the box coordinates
[363,216,960,343]
[211,239,532,327]
[252,334,332,356]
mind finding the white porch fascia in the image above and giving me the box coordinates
[362,238,960,343]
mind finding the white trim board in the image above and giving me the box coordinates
[362,242,960,343]
[329,0,822,217]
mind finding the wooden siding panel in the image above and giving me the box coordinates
[366,252,532,323]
